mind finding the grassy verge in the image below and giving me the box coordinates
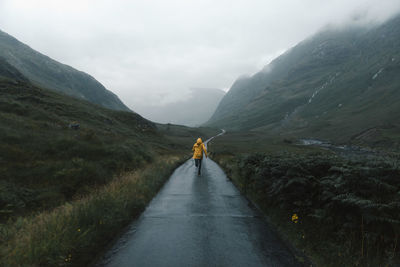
[0,155,186,266]
[212,151,400,267]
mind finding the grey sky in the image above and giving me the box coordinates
[1,0,399,114]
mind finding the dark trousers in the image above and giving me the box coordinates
[194,158,202,174]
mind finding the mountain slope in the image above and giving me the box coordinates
[0,59,156,217]
[0,30,130,111]
[207,14,400,144]
[137,88,225,126]
[0,57,29,82]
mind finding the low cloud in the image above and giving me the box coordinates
[0,0,399,117]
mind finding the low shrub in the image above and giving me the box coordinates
[214,152,400,266]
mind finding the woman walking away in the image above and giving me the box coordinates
[192,137,207,176]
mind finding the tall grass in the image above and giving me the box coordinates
[0,155,185,266]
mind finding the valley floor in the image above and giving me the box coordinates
[96,154,303,267]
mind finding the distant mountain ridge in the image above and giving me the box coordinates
[0,29,130,111]
[207,14,400,145]
[137,88,225,126]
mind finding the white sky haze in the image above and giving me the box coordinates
[1,0,399,114]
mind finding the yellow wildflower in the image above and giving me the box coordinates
[291,213,299,223]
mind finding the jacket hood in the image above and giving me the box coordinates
[197,138,202,144]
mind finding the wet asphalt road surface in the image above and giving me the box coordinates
[96,156,301,267]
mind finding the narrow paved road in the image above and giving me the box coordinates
[96,140,301,267]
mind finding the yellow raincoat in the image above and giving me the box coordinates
[192,138,207,159]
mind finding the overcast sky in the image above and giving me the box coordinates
[1,0,399,114]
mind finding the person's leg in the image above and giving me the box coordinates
[198,158,202,175]
[194,159,198,167]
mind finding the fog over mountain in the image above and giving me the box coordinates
[1,0,399,121]
[0,30,130,111]
[207,13,400,146]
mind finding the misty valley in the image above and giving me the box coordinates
[1,6,400,267]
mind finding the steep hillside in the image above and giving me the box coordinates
[137,88,225,126]
[207,14,400,145]
[0,30,130,111]
[0,69,151,218]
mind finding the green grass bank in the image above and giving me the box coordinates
[0,155,186,266]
